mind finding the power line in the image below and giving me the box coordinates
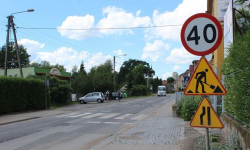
[17,24,183,30]
[12,16,86,51]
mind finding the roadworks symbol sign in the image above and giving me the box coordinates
[184,57,226,95]
[190,97,224,128]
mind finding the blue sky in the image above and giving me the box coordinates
[0,0,206,80]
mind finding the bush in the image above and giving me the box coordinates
[177,96,204,121]
[129,85,148,96]
[221,29,250,126]
[49,76,73,104]
[0,76,45,114]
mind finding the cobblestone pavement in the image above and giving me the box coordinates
[113,117,184,145]
[91,98,197,150]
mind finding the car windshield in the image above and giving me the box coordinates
[158,87,165,91]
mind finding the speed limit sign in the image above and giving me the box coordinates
[181,13,222,56]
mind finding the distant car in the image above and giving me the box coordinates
[157,86,166,96]
[79,92,104,104]
[111,92,118,100]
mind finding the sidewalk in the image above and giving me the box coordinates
[91,98,203,150]
[0,109,69,125]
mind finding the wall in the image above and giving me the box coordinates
[0,67,35,77]
[221,113,250,150]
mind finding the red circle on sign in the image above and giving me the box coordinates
[181,13,222,56]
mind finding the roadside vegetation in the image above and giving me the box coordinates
[0,43,165,114]
[221,0,250,127]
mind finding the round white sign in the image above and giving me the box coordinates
[181,13,222,56]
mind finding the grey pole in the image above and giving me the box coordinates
[11,15,23,77]
[206,128,210,150]
[4,16,11,76]
[113,56,116,92]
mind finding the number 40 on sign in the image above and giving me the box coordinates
[181,13,223,56]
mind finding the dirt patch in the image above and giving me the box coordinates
[177,122,204,150]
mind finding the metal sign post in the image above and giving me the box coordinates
[181,13,226,150]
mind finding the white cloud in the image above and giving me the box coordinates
[96,6,151,35]
[145,0,207,41]
[166,47,200,64]
[85,52,113,71]
[173,65,181,71]
[57,15,98,40]
[114,50,127,71]
[18,39,45,62]
[37,47,90,71]
[141,40,170,62]
[162,72,172,80]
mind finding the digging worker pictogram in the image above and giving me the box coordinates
[195,69,208,93]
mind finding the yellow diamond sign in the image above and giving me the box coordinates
[190,97,223,128]
[184,57,226,95]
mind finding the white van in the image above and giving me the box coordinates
[157,86,166,96]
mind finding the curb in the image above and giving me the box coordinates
[0,117,40,126]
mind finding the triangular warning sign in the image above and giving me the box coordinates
[184,57,226,95]
[190,98,224,128]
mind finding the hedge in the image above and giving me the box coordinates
[221,29,250,126]
[0,76,46,114]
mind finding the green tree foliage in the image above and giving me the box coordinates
[129,85,148,96]
[150,77,162,93]
[30,61,66,72]
[221,29,250,126]
[71,60,114,97]
[176,96,203,121]
[27,75,72,104]
[0,42,30,68]
[80,61,87,75]
[131,65,146,85]
[118,59,155,85]
[167,77,175,84]
[234,0,250,35]
[49,76,73,104]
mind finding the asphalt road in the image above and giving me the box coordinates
[0,95,174,150]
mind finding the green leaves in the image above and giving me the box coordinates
[221,28,250,126]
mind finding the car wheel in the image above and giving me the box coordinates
[97,99,101,103]
[80,100,85,104]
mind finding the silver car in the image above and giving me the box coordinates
[79,92,104,104]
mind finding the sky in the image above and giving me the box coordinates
[0,0,206,80]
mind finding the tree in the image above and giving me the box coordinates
[80,61,87,75]
[131,65,146,85]
[167,77,175,84]
[118,59,155,85]
[0,42,30,68]
[150,77,162,93]
[30,60,66,72]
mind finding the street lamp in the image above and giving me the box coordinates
[4,9,34,77]
[113,54,127,92]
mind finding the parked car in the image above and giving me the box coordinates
[111,92,118,100]
[79,92,104,104]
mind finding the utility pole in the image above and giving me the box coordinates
[113,56,116,92]
[113,54,127,92]
[4,9,34,77]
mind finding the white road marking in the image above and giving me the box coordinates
[131,114,147,120]
[55,112,79,117]
[115,114,134,119]
[82,113,106,118]
[104,122,120,124]
[124,123,133,125]
[68,113,91,118]
[86,121,101,124]
[99,113,120,119]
